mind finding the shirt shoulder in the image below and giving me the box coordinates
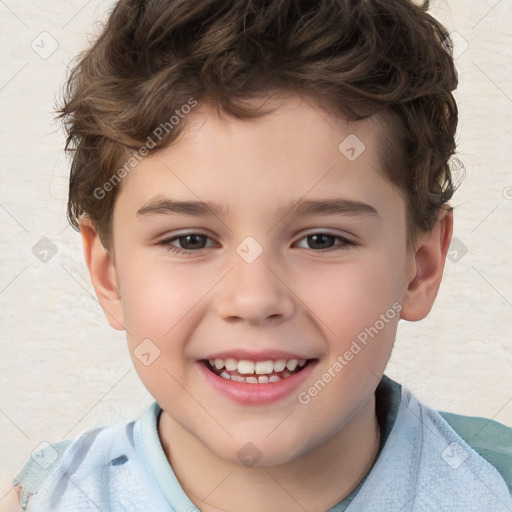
[12,440,73,511]
[439,410,512,494]
[10,405,170,512]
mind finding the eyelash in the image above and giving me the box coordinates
[157,232,355,257]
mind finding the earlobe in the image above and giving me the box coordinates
[400,207,453,322]
[79,217,125,331]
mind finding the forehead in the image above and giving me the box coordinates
[113,95,403,225]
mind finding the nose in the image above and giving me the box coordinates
[214,256,296,325]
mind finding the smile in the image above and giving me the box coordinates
[206,358,311,383]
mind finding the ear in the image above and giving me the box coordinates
[79,217,125,330]
[400,206,453,321]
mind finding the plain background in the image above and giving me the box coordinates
[1,0,511,490]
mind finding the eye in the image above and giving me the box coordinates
[157,231,354,257]
[294,232,354,251]
[158,233,216,256]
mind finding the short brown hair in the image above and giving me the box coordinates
[58,0,459,250]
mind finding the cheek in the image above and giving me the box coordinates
[116,257,204,399]
[298,252,404,337]
[117,253,211,339]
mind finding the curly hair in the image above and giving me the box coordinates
[58,0,459,250]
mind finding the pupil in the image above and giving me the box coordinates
[181,234,206,249]
[308,234,333,249]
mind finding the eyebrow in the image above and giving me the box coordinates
[137,197,231,218]
[136,196,379,219]
[279,198,379,219]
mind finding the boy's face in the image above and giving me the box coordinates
[94,95,433,466]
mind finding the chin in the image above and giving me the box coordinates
[207,433,312,469]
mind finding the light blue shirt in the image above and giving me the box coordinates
[14,376,512,511]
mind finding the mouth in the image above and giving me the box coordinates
[201,357,316,384]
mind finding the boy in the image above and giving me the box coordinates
[8,0,512,510]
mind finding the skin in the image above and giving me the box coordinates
[0,486,21,512]
[76,94,451,512]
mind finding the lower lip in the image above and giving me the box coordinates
[197,360,317,405]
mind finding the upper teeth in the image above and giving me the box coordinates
[209,358,307,375]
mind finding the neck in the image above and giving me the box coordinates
[158,394,381,512]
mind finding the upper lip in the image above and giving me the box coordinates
[201,349,315,361]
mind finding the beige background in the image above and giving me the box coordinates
[1,0,511,494]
